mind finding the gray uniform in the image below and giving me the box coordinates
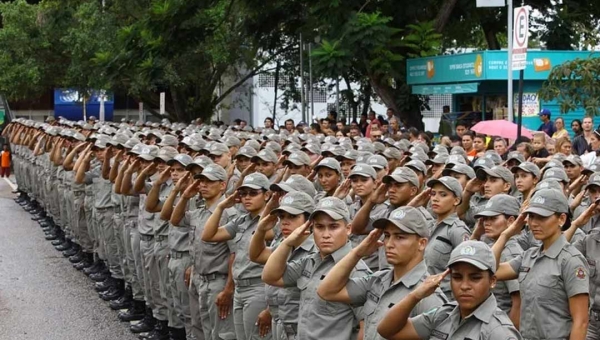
[92,164,120,277]
[153,180,175,324]
[483,238,522,313]
[348,199,388,271]
[572,229,600,340]
[464,194,488,229]
[423,213,470,298]
[224,213,271,340]
[282,242,371,340]
[346,261,447,340]
[509,235,589,339]
[411,294,522,340]
[185,196,238,340]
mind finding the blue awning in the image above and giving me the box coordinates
[412,82,480,95]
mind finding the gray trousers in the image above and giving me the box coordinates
[151,237,169,321]
[189,274,204,340]
[195,274,235,340]
[140,236,158,313]
[125,219,144,300]
[588,313,600,340]
[111,212,125,280]
[96,207,121,276]
[74,193,94,252]
[168,252,192,332]
[233,283,272,340]
[275,320,296,340]
[84,195,100,259]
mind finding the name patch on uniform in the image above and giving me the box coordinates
[430,330,448,340]
[588,259,596,267]
[301,270,311,278]
[367,292,380,304]
[519,267,530,273]
[576,267,586,280]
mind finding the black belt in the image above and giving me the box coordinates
[170,251,189,259]
[140,234,154,241]
[235,277,263,287]
[95,206,114,211]
[156,235,168,242]
[283,323,297,337]
[198,273,227,282]
[592,309,600,321]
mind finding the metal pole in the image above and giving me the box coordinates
[299,34,305,123]
[336,79,340,118]
[309,43,314,123]
[517,69,524,141]
[507,0,514,122]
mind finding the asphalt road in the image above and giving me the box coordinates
[0,178,139,340]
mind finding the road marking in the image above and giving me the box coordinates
[3,177,17,191]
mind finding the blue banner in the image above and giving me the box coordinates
[54,89,114,121]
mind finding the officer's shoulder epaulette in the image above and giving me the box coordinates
[491,308,515,326]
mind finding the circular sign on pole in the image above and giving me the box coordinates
[514,7,528,48]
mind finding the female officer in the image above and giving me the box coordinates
[511,161,540,204]
[424,176,471,298]
[249,191,317,340]
[377,241,521,340]
[492,188,590,340]
[313,157,343,203]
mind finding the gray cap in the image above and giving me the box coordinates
[270,174,317,197]
[323,145,345,157]
[282,143,302,155]
[235,146,258,159]
[310,197,350,222]
[448,241,497,273]
[109,133,129,147]
[430,145,449,156]
[483,151,502,165]
[129,143,145,156]
[158,135,179,147]
[72,132,87,142]
[367,155,388,170]
[542,160,565,172]
[425,154,448,165]
[542,167,569,183]
[473,157,494,170]
[239,172,271,190]
[122,137,141,149]
[583,163,600,176]
[373,142,386,154]
[357,143,375,153]
[373,206,430,238]
[408,151,429,163]
[265,141,282,154]
[93,135,111,149]
[315,157,342,174]
[209,142,230,156]
[138,145,160,161]
[446,154,467,165]
[302,143,321,155]
[245,140,261,152]
[383,147,403,160]
[450,146,467,158]
[252,149,278,163]
[157,146,179,162]
[221,136,241,148]
[584,173,600,190]
[476,166,515,186]
[524,188,569,217]
[271,192,315,216]
[511,162,540,178]
[349,164,377,179]
[405,159,427,175]
[356,152,373,164]
[506,151,526,164]
[474,194,520,218]
[383,167,420,187]
[337,149,359,161]
[283,151,311,166]
[551,153,567,163]
[194,164,227,181]
[442,163,476,179]
[535,179,564,192]
[167,153,193,167]
[187,156,213,171]
[563,155,583,167]
[426,176,463,199]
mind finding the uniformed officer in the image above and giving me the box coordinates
[492,188,590,340]
[249,191,317,340]
[202,173,273,340]
[251,149,280,183]
[318,206,446,340]
[511,161,540,204]
[423,176,471,298]
[262,197,371,340]
[377,241,522,340]
[471,194,523,327]
[313,158,343,203]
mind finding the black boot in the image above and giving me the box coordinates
[90,270,110,282]
[100,279,124,301]
[95,276,117,292]
[31,212,47,221]
[74,252,94,270]
[51,237,66,246]
[119,300,146,322]
[141,320,169,340]
[130,307,156,333]
[63,243,80,257]
[55,239,72,251]
[109,285,133,310]
[45,231,62,241]
[168,327,186,340]
[69,251,84,263]
[83,260,103,276]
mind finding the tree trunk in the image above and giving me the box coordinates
[481,22,500,50]
[368,75,424,131]
[434,0,459,32]
[361,83,372,117]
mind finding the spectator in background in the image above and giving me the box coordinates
[418,132,432,148]
[365,111,381,138]
[555,137,572,155]
[389,117,401,137]
[328,110,338,123]
[462,131,476,161]
[336,120,345,132]
[537,108,556,137]
[517,142,534,160]
[552,117,569,139]
[349,125,361,138]
[571,119,582,136]
[321,118,334,136]
[263,117,274,130]
[240,120,248,129]
[493,137,508,159]
[455,121,468,137]
[359,114,368,136]
[572,116,594,155]
[284,119,295,133]
[0,144,10,178]
[450,135,462,147]
[309,123,322,135]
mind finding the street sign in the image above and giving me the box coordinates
[476,0,505,7]
[160,92,166,115]
[512,6,529,71]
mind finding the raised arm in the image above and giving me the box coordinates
[170,179,200,226]
[262,221,310,287]
[146,167,171,213]
[491,214,526,281]
[201,194,238,242]
[101,147,113,180]
[75,149,94,184]
[160,173,191,221]
[457,178,482,219]
[109,150,124,183]
[133,162,155,194]
[351,184,386,235]
[249,214,278,264]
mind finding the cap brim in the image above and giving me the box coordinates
[314,164,339,172]
[234,153,253,159]
[523,205,555,217]
[310,209,344,221]
[474,210,502,219]
[349,172,373,179]
[476,168,495,181]
[283,159,304,167]
[138,154,155,161]
[194,173,221,181]
[582,169,595,176]
[406,165,425,174]
[448,258,490,272]
[373,218,417,235]
[382,175,408,184]
[239,184,263,190]
[269,183,294,192]
[210,151,227,156]
[157,156,172,162]
[251,156,274,163]
[271,206,304,216]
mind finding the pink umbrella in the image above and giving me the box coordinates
[470,120,533,140]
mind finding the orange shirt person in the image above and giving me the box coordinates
[1,144,11,178]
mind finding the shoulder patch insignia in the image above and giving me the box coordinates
[576,267,586,280]
[463,234,470,242]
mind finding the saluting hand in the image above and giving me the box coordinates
[408,188,431,208]
[411,269,450,300]
[219,190,240,209]
[155,166,171,185]
[369,183,388,205]
[571,200,599,229]
[283,220,312,248]
[354,229,384,258]
[175,172,192,192]
[334,178,351,199]
[182,179,201,199]
[465,178,483,194]
[241,163,257,177]
[502,213,527,239]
